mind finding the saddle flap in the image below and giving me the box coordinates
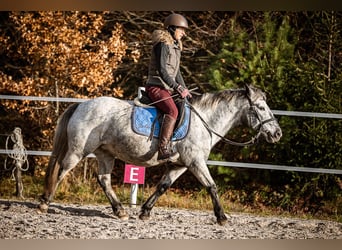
[132,104,191,141]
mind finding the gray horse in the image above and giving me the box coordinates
[38,84,282,225]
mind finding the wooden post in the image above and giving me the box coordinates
[14,161,24,199]
[6,127,28,199]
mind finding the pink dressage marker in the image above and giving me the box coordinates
[124,164,146,184]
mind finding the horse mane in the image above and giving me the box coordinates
[190,89,246,110]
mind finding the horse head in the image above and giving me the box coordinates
[244,84,282,143]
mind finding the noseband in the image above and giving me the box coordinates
[247,95,277,131]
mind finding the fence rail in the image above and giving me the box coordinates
[1,94,341,119]
[1,94,341,175]
[0,149,341,175]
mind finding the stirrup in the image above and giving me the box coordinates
[157,145,176,160]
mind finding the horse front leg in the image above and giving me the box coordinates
[95,150,128,220]
[139,165,187,220]
[189,160,228,225]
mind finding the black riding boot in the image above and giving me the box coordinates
[158,114,177,160]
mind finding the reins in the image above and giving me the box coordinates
[144,87,200,107]
[137,86,276,147]
[186,101,261,147]
[186,90,276,147]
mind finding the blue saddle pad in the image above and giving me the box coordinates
[132,105,190,141]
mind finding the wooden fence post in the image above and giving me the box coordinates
[5,127,29,199]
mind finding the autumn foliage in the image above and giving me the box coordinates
[1,11,128,97]
[0,11,130,171]
[0,11,341,217]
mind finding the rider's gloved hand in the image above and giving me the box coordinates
[176,84,192,99]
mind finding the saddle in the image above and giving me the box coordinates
[132,88,191,141]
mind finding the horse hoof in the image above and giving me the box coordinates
[217,217,228,226]
[138,213,150,221]
[38,203,49,213]
[116,210,129,220]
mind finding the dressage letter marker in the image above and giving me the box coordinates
[124,164,145,184]
[124,164,146,207]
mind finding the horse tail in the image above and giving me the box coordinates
[42,103,80,203]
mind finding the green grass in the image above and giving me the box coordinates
[0,174,341,223]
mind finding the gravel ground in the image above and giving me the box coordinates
[0,199,341,239]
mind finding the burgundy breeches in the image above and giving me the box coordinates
[145,86,178,119]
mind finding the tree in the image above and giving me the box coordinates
[1,11,340,216]
[206,11,342,214]
[0,11,128,172]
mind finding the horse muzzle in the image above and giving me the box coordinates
[263,127,282,143]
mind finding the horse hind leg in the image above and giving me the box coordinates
[38,151,82,212]
[95,149,128,220]
[38,102,80,212]
[38,155,59,212]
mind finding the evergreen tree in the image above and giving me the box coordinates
[207,12,341,215]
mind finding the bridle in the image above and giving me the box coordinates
[246,95,277,131]
[187,94,277,147]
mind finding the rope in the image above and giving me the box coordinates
[4,127,29,179]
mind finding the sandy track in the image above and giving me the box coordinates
[0,199,341,239]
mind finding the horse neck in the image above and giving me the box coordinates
[193,91,247,143]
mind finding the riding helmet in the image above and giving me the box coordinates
[164,13,188,29]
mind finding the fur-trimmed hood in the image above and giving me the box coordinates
[151,29,183,50]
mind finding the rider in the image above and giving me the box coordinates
[145,13,192,160]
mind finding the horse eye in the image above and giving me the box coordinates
[258,106,265,111]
